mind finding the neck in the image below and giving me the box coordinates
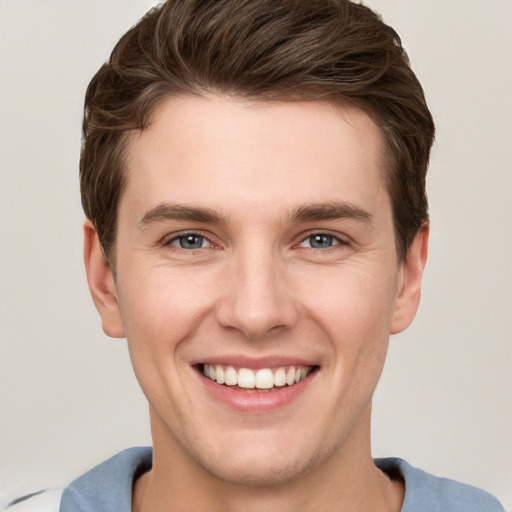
[133,407,404,512]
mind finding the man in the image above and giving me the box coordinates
[8,0,505,510]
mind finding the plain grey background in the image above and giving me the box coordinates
[1,0,511,509]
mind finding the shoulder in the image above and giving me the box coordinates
[3,490,62,512]
[3,448,152,512]
[375,457,505,512]
[60,447,152,512]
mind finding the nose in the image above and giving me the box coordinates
[216,248,299,340]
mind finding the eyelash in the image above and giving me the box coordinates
[162,231,349,252]
[296,232,349,250]
[162,232,217,251]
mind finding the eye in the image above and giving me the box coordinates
[299,233,340,249]
[168,234,210,250]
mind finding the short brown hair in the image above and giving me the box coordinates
[80,0,435,264]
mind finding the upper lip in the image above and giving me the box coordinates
[190,354,319,369]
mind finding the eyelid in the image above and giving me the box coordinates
[159,229,350,250]
[294,230,350,248]
[161,230,219,249]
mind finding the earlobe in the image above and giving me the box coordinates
[390,224,429,335]
[83,220,125,338]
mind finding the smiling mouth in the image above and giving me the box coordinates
[200,364,316,392]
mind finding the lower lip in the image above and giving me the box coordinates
[198,369,317,413]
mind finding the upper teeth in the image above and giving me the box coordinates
[203,364,311,389]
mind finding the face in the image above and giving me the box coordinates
[86,94,426,486]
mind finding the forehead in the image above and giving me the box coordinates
[121,94,389,223]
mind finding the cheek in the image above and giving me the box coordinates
[117,269,217,413]
[298,264,398,336]
[295,263,398,388]
[117,267,217,357]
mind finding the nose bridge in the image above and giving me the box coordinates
[216,241,297,339]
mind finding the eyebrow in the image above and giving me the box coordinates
[138,201,373,229]
[139,203,226,228]
[288,202,373,225]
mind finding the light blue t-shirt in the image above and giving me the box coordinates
[8,447,505,511]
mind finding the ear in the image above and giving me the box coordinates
[83,220,125,338]
[390,224,429,334]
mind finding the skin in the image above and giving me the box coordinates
[84,94,428,512]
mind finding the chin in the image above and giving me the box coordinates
[188,429,323,487]
[204,450,314,487]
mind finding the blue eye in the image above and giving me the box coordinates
[172,234,207,249]
[300,234,338,249]
[310,234,334,248]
